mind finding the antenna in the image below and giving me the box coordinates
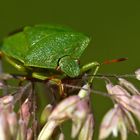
[103,58,128,65]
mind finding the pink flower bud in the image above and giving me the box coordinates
[99,104,138,140]
[20,98,31,126]
[106,84,131,110]
[58,133,65,140]
[129,95,140,122]
[17,119,26,140]
[119,78,140,95]
[0,95,14,112]
[27,128,33,140]
[78,114,94,140]
[7,112,18,138]
[71,99,90,138]
[38,120,57,140]
[2,95,13,104]
[0,112,10,140]
[49,96,80,122]
[99,105,120,140]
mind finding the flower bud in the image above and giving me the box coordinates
[78,114,94,140]
[38,96,81,140]
[0,95,14,112]
[0,112,10,140]
[71,99,90,138]
[17,119,26,140]
[135,69,140,80]
[78,84,90,98]
[1,95,14,104]
[99,105,120,140]
[20,98,31,126]
[71,122,82,139]
[0,81,5,89]
[106,83,131,110]
[40,104,53,124]
[7,112,18,138]
[37,120,57,140]
[99,104,138,140]
[27,128,33,140]
[106,83,114,95]
[129,95,140,122]
[118,78,140,95]
[58,133,65,140]
[49,96,80,122]
[123,108,138,135]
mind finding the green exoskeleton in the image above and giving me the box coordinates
[1,24,100,94]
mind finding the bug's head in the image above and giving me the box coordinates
[58,56,80,78]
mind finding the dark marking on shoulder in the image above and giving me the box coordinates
[8,26,24,36]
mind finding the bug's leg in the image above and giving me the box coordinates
[32,72,65,96]
[80,61,100,85]
[49,78,65,97]
[5,56,27,72]
[4,56,28,85]
[45,78,65,97]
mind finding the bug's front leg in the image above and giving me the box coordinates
[46,78,65,98]
[49,78,65,96]
[32,72,65,96]
[80,61,100,85]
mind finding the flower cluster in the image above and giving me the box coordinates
[1,68,140,140]
[0,95,32,140]
[38,84,94,140]
[99,69,140,140]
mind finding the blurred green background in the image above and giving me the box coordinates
[0,0,140,139]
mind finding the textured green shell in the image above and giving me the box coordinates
[2,24,90,76]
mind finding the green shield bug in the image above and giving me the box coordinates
[1,24,100,90]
